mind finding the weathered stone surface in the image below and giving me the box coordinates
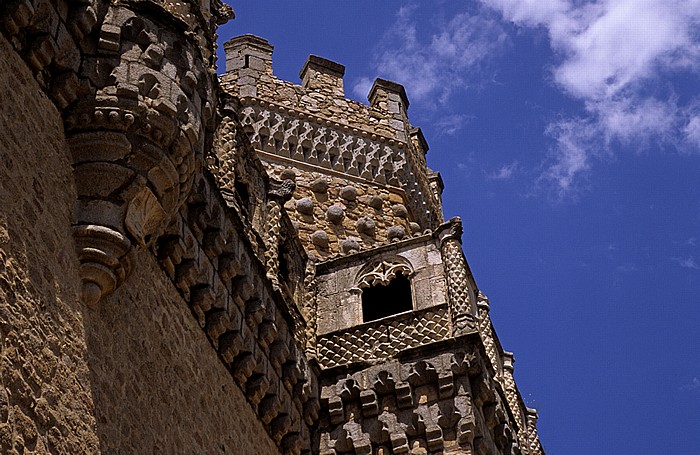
[296,197,315,215]
[0,33,99,453]
[356,216,376,236]
[387,225,406,241]
[326,205,345,224]
[86,250,279,454]
[311,230,330,248]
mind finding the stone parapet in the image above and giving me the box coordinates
[317,305,451,369]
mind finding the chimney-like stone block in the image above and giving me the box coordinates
[369,78,410,115]
[224,35,273,97]
[299,55,345,96]
[369,78,410,141]
[225,34,274,72]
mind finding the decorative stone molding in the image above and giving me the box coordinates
[156,172,316,454]
[526,408,545,455]
[355,256,413,288]
[318,347,520,455]
[477,292,501,376]
[264,178,296,289]
[0,0,233,306]
[237,100,438,230]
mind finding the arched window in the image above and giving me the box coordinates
[357,257,413,322]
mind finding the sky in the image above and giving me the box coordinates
[218,2,700,453]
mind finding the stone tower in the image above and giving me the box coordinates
[0,1,545,452]
[220,35,545,455]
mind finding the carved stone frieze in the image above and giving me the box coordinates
[238,100,438,231]
[317,347,522,455]
[156,171,316,454]
[239,101,406,185]
[317,306,451,369]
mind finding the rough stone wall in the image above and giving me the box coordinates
[266,162,418,259]
[84,247,279,454]
[0,33,100,454]
[222,41,401,139]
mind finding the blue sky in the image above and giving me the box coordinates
[218,2,700,453]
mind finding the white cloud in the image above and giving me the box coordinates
[481,0,700,194]
[673,256,700,269]
[357,1,700,195]
[683,115,700,148]
[538,117,596,196]
[487,160,518,180]
[353,3,507,112]
[434,114,471,136]
[681,377,700,391]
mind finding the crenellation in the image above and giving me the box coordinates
[299,55,345,97]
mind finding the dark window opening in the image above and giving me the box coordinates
[244,54,250,68]
[278,244,289,283]
[361,274,412,322]
[234,179,250,213]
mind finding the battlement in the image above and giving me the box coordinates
[221,34,412,142]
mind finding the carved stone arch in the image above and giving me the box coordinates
[356,255,415,323]
[355,255,413,289]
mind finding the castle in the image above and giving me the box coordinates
[0,1,544,454]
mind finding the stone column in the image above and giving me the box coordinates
[526,408,544,455]
[436,217,477,336]
[476,292,500,374]
[502,352,531,454]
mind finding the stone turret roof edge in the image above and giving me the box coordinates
[299,55,346,79]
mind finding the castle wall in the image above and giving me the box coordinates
[0,28,280,454]
[0,33,100,453]
[84,248,279,454]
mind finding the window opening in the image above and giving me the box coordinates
[362,273,412,322]
[234,179,250,213]
[278,243,289,283]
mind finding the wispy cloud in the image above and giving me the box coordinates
[681,377,700,392]
[672,256,699,269]
[353,3,507,120]
[434,114,471,136]
[615,264,638,273]
[356,1,700,197]
[487,160,519,180]
[687,237,698,247]
[482,0,700,196]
